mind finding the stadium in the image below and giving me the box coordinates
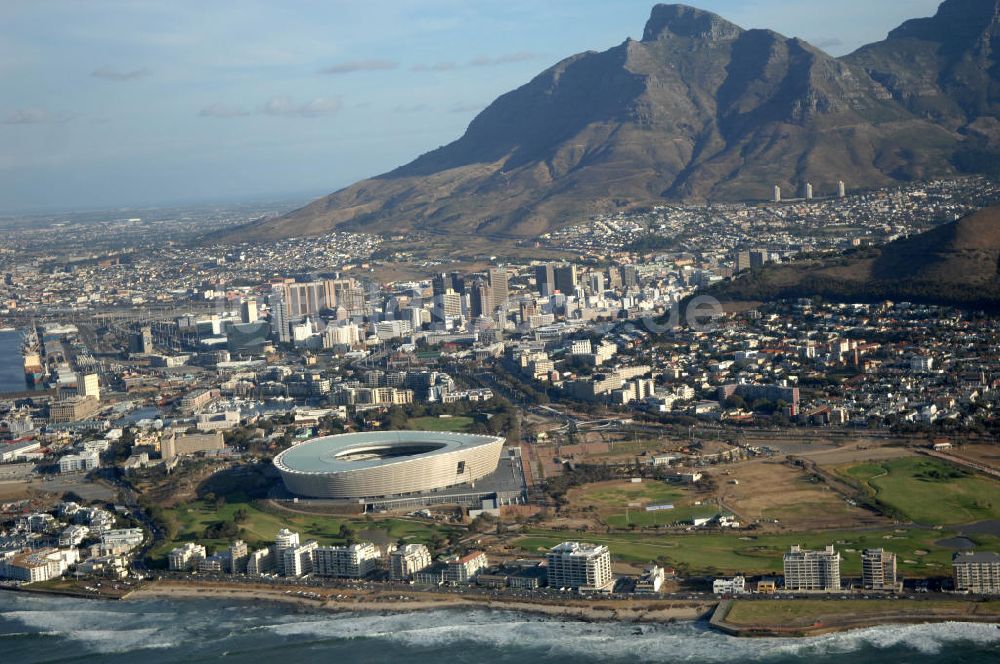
[273,430,506,501]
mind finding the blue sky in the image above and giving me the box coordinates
[0,0,943,213]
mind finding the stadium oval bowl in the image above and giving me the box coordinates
[272,430,505,499]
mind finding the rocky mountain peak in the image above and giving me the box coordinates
[888,0,1000,42]
[641,4,742,43]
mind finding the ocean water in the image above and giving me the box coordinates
[0,592,998,664]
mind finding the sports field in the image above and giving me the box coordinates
[566,480,719,528]
[834,456,1000,525]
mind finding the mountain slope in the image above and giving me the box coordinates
[713,205,1000,308]
[844,0,1000,171]
[217,2,994,243]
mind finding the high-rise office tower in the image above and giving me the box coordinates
[435,289,462,321]
[433,272,465,297]
[589,272,605,294]
[805,182,814,200]
[267,291,290,344]
[838,180,846,198]
[487,266,508,306]
[534,264,555,296]
[76,373,100,401]
[607,268,622,289]
[553,264,577,294]
[470,281,493,318]
[281,280,335,318]
[773,185,782,203]
[129,326,154,355]
[240,298,258,324]
[621,264,639,289]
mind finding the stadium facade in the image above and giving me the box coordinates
[273,430,505,501]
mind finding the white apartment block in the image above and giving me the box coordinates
[59,524,89,547]
[546,542,613,591]
[100,528,145,553]
[313,542,381,578]
[59,451,100,473]
[389,543,432,581]
[0,547,78,583]
[246,547,275,576]
[953,551,1000,594]
[861,548,898,591]
[282,541,319,577]
[444,551,488,584]
[713,575,747,595]
[168,542,207,571]
[783,545,841,592]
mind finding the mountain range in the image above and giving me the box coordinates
[712,204,1000,309]
[217,0,1000,243]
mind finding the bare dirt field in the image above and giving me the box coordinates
[713,459,889,530]
[946,442,1000,469]
[0,480,32,501]
[802,441,915,467]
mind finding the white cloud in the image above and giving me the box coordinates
[320,59,398,75]
[468,51,540,67]
[91,66,150,81]
[3,107,76,124]
[261,97,341,117]
[200,97,341,119]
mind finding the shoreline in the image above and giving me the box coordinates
[123,580,715,624]
[7,581,997,638]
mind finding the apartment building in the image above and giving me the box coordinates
[861,548,898,591]
[444,551,489,584]
[312,542,381,578]
[953,551,1000,594]
[389,543,432,581]
[546,542,613,591]
[783,545,841,592]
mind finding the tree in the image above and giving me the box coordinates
[723,395,746,410]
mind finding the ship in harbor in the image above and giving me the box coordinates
[21,327,46,388]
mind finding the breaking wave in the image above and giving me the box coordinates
[1,592,997,662]
[263,609,1000,661]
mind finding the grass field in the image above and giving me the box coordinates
[406,416,475,432]
[514,526,1000,577]
[724,599,1000,628]
[149,499,454,565]
[835,456,1000,525]
[568,480,719,528]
